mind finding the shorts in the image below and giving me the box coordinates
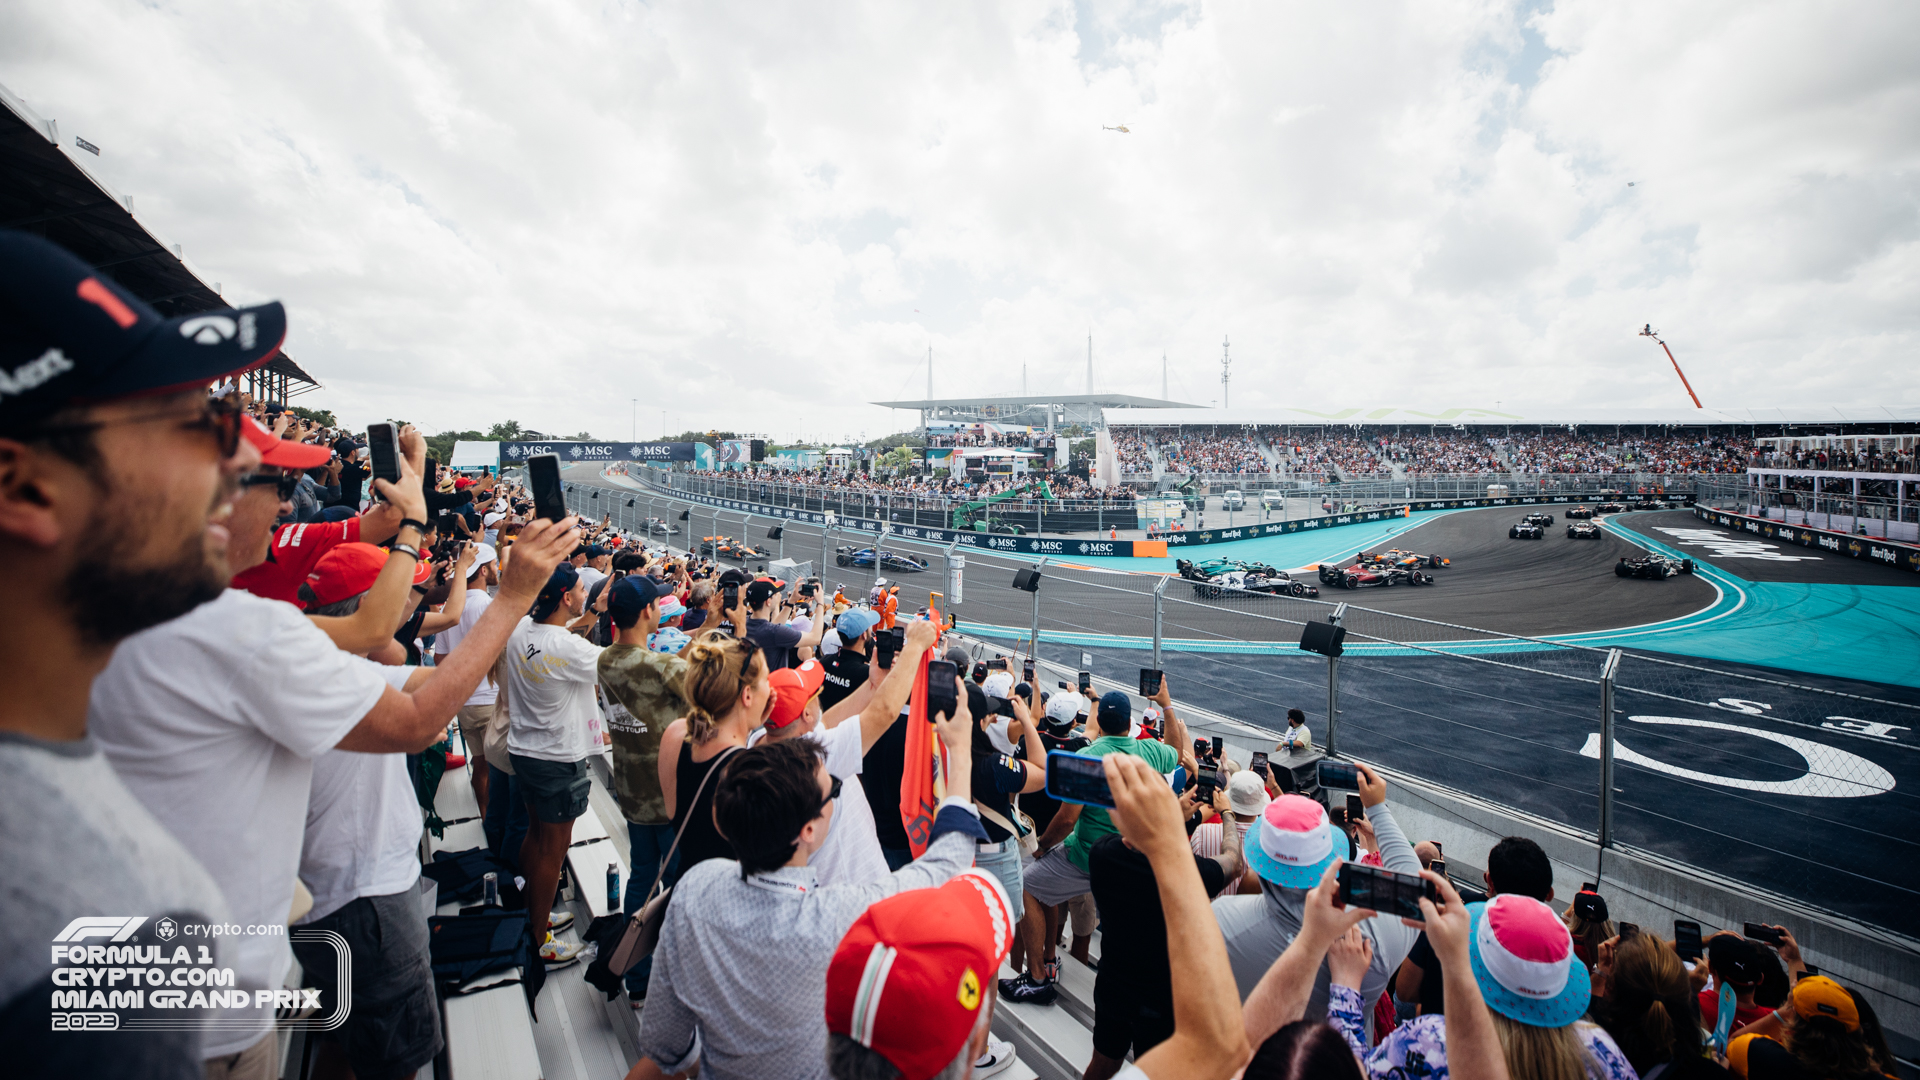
[456,704,496,759]
[1091,974,1176,1061]
[1023,846,1093,907]
[292,889,443,1080]
[1066,891,1097,937]
[972,842,1023,916]
[509,754,590,823]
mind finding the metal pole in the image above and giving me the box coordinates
[1597,648,1622,883]
[1028,557,1049,662]
[821,515,834,589]
[1326,603,1347,757]
[943,537,963,610]
[1151,575,1169,671]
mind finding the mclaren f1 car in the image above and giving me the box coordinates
[1176,558,1320,599]
[702,536,773,561]
[1361,548,1451,570]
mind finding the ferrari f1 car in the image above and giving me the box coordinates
[1509,520,1545,539]
[1362,548,1450,570]
[1615,553,1695,579]
[1564,505,1594,520]
[1565,521,1603,540]
[834,545,929,573]
[1317,560,1434,588]
[1176,558,1320,598]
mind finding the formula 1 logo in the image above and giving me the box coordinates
[53,917,147,943]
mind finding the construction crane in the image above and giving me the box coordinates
[1640,325,1701,408]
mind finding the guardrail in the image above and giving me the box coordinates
[1695,505,1920,573]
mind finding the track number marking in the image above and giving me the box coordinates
[1579,715,1893,798]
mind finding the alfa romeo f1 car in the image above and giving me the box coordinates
[1317,560,1434,588]
[1564,506,1594,520]
[835,545,929,573]
[1362,548,1451,570]
[1509,520,1545,539]
[1565,521,1603,539]
[1615,553,1695,579]
[1176,558,1320,598]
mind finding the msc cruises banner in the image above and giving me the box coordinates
[499,441,700,464]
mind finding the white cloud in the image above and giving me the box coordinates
[3,0,1915,441]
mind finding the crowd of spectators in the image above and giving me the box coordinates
[1497,433,1754,475]
[1753,443,1918,475]
[1,229,1900,1080]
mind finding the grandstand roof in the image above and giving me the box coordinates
[874,394,1202,410]
[1102,405,1920,427]
[0,81,318,392]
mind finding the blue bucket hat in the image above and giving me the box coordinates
[1241,794,1342,888]
[1466,895,1591,1028]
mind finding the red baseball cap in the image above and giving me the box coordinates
[826,870,1016,1080]
[767,658,826,728]
[305,542,389,606]
[241,414,330,469]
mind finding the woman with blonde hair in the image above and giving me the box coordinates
[1589,928,1726,1078]
[654,616,759,889]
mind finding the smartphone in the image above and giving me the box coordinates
[1328,805,1349,826]
[367,422,402,487]
[1249,751,1270,777]
[1744,923,1785,947]
[1046,750,1115,808]
[1673,919,1704,962]
[1078,671,1093,696]
[1430,857,1448,880]
[1317,760,1361,790]
[1138,668,1163,697]
[527,452,567,522]
[1581,882,1597,894]
[1194,769,1222,804]
[1432,841,1442,855]
[1023,659,1036,685]
[1338,862,1440,922]
[924,660,959,719]
[722,582,740,611]
[1212,736,1224,759]
[987,657,1008,672]
[1345,794,1364,822]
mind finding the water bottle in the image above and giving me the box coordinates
[606,865,620,912]
[482,872,499,908]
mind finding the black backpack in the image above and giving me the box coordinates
[427,909,545,1018]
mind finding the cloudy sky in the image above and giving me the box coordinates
[4,0,1917,443]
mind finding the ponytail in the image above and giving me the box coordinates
[680,631,764,743]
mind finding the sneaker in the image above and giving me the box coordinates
[1042,960,1060,984]
[997,973,1057,1006]
[974,1035,1017,1077]
[546,909,575,933]
[540,934,583,968]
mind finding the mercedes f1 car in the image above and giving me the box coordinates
[1362,548,1451,570]
[643,517,679,536]
[834,545,929,573]
[1564,505,1594,520]
[1522,511,1556,527]
[702,536,773,561]
[1615,553,1695,579]
[1176,558,1320,599]
[1509,520,1545,539]
[1566,521,1603,540]
[1317,561,1435,588]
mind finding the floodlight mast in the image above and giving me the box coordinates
[1640,325,1701,408]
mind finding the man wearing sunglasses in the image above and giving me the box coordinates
[0,230,284,1078]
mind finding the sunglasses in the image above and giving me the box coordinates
[818,774,843,817]
[26,394,243,458]
[240,470,300,500]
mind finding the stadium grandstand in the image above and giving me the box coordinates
[7,80,1920,1080]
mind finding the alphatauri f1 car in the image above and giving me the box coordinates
[1615,553,1695,579]
[1176,559,1320,598]
[1318,561,1435,588]
[1509,520,1545,539]
[835,546,929,573]
[1565,522,1603,540]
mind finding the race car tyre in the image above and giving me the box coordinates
[1680,560,1696,574]
[1509,528,1518,538]
[835,554,851,567]
[1290,583,1309,597]
[1615,563,1631,578]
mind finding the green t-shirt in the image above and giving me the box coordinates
[1062,734,1179,872]
[598,643,688,825]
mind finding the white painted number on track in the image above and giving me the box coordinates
[1579,715,1894,798]
[1653,527,1821,561]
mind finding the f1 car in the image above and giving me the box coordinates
[1176,558,1320,599]
[703,536,773,561]
[1522,511,1556,527]
[1565,521,1603,539]
[643,517,679,536]
[834,545,929,573]
[1317,561,1434,588]
[1615,553,1695,579]
[1362,548,1451,570]
[1509,520,1545,539]
[1565,506,1594,520]
[1597,502,1629,514]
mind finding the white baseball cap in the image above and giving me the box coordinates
[1227,770,1271,817]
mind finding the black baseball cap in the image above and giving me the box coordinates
[0,230,287,432]
[608,575,662,629]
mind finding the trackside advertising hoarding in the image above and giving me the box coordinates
[499,441,702,464]
[1693,507,1920,574]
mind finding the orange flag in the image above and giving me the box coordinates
[898,613,950,858]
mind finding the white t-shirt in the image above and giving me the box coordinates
[432,588,498,705]
[298,669,424,923]
[802,719,890,887]
[88,588,391,1056]
[576,566,607,594]
[503,617,605,763]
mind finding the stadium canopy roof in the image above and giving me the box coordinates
[0,81,319,399]
[1102,405,1920,428]
[874,394,1202,410]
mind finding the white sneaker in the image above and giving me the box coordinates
[974,1035,1017,1077]
[540,933,584,968]
[546,909,575,933]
